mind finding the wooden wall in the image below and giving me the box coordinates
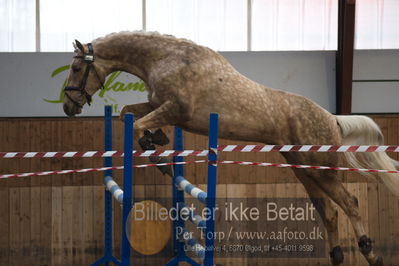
[0,115,398,266]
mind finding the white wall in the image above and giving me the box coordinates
[0,50,398,117]
[0,51,336,117]
[223,51,336,113]
[352,50,399,113]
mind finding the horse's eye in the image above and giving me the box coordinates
[72,67,81,73]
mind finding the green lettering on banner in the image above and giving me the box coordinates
[43,66,146,105]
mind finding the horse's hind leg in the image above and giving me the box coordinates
[292,169,343,265]
[309,170,383,266]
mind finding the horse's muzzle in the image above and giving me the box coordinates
[63,103,82,117]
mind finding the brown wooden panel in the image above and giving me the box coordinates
[0,115,399,265]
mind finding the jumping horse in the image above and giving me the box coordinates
[63,31,398,265]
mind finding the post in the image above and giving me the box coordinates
[336,0,356,114]
[122,113,134,266]
[173,127,185,257]
[204,113,219,266]
[92,105,120,266]
[104,106,113,262]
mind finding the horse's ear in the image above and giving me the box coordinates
[75,40,85,52]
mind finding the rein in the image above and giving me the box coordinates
[64,43,105,107]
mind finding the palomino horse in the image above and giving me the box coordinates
[63,31,398,266]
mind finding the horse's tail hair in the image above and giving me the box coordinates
[336,115,399,197]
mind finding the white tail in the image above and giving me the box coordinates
[336,115,399,197]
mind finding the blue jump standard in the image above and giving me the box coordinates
[92,106,134,266]
[166,113,219,266]
[93,106,218,266]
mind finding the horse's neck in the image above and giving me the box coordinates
[97,34,167,81]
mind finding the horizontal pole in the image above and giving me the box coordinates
[179,203,206,232]
[104,176,124,204]
[175,176,207,204]
[178,227,205,261]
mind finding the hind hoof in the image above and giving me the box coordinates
[358,235,372,255]
[371,256,383,266]
[330,246,344,265]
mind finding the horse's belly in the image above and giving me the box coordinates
[179,110,274,143]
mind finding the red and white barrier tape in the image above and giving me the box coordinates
[1,159,398,180]
[218,160,399,174]
[0,160,206,179]
[219,145,399,153]
[0,150,208,159]
[1,145,399,159]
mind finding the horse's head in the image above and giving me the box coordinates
[63,40,106,116]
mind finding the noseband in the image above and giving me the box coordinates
[64,43,105,108]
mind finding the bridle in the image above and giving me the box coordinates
[64,43,105,108]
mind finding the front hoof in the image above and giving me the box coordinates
[149,156,174,177]
[138,134,156,150]
[149,129,170,146]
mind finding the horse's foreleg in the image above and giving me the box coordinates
[120,101,176,176]
[291,169,342,265]
[132,100,190,177]
[119,102,155,121]
[120,102,170,146]
[133,100,190,138]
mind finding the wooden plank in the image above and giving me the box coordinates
[72,186,83,265]
[41,121,53,187]
[29,121,42,187]
[348,183,360,265]
[264,181,277,266]
[20,187,33,264]
[377,183,390,261]
[194,133,208,185]
[337,183,349,265]
[51,186,63,266]
[5,121,20,188]
[366,182,380,253]
[82,121,94,186]
[0,187,9,266]
[40,186,52,266]
[17,121,31,187]
[91,120,104,186]
[51,120,63,187]
[358,183,369,266]
[62,186,73,265]
[61,121,74,187]
[30,187,41,266]
[92,187,104,259]
[9,188,20,266]
[184,131,196,186]
[82,186,94,264]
